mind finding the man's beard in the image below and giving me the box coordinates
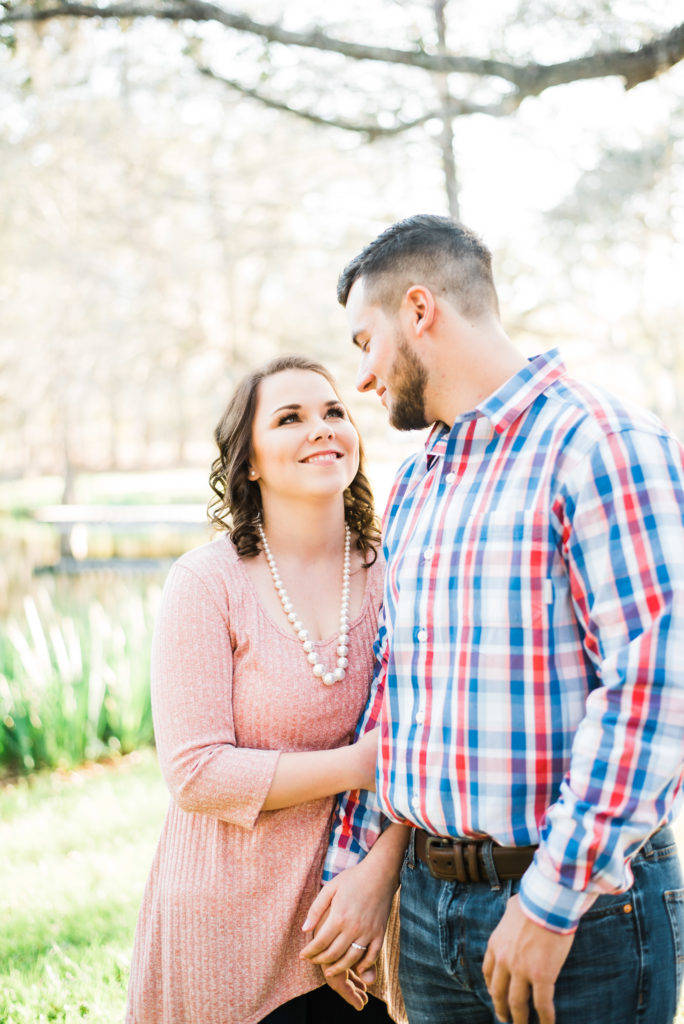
[388,337,430,431]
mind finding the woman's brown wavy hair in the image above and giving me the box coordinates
[208,355,380,565]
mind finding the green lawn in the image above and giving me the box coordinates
[1,753,683,1023]
[0,751,168,1024]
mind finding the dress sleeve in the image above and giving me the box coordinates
[151,561,280,829]
[519,427,684,932]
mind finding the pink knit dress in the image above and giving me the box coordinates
[126,534,402,1024]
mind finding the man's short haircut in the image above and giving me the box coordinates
[337,214,499,320]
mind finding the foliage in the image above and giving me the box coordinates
[1,1,683,479]
[0,750,168,1023]
[0,583,160,776]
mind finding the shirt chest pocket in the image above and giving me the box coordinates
[456,510,558,630]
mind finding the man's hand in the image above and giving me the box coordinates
[324,968,369,1011]
[482,895,575,1024]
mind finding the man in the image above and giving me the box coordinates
[303,215,684,1024]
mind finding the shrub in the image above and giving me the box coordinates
[0,584,160,775]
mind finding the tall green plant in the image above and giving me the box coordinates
[0,584,159,775]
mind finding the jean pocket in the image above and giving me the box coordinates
[664,888,684,995]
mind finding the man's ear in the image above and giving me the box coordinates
[402,285,436,338]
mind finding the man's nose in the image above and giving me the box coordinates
[355,358,376,393]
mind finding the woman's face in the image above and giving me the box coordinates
[249,369,360,506]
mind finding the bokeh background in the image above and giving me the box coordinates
[1,2,683,1020]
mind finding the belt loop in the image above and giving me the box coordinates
[481,839,501,890]
[407,827,416,869]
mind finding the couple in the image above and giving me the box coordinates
[126,216,684,1024]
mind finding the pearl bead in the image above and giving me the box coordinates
[258,521,351,686]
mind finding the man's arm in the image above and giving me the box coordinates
[484,427,684,1023]
[322,603,391,882]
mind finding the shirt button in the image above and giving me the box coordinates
[416,710,425,724]
[423,547,433,561]
[411,795,420,808]
[416,628,428,642]
[445,472,456,483]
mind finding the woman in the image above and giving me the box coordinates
[126,356,404,1024]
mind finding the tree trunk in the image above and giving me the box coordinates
[434,0,460,219]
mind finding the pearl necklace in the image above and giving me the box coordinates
[257,521,351,686]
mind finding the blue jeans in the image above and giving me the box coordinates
[398,826,684,1024]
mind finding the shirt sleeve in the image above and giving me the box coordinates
[151,561,280,829]
[519,426,684,932]
[323,601,390,880]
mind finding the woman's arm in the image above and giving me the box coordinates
[153,559,378,826]
[261,727,379,810]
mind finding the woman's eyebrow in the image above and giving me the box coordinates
[270,400,340,415]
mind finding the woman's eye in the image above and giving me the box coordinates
[326,407,346,419]
[277,413,299,425]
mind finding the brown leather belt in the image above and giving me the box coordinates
[415,829,537,884]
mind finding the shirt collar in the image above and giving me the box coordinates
[424,349,567,462]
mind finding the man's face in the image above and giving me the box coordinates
[347,278,430,431]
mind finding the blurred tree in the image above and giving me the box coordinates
[1,1,683,478]
[0,24,431,475]
[1,1,683,205]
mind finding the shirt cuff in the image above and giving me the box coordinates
[518,858,600,934]
[322,844,366,882]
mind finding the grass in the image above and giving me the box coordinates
[0,754,682,1023]
[0,750,168,1024]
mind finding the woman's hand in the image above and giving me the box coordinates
[301,867,389,983]
[300,824,409,982]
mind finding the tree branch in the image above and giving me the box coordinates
[3,2,683,94]
[196,64,519,137]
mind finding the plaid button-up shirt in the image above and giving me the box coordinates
[324,349,684,933]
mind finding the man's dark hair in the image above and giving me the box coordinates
[337,214,499,320]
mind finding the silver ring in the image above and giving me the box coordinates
[350,941,368,951]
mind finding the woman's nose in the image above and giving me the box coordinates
[309,417,335,440]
